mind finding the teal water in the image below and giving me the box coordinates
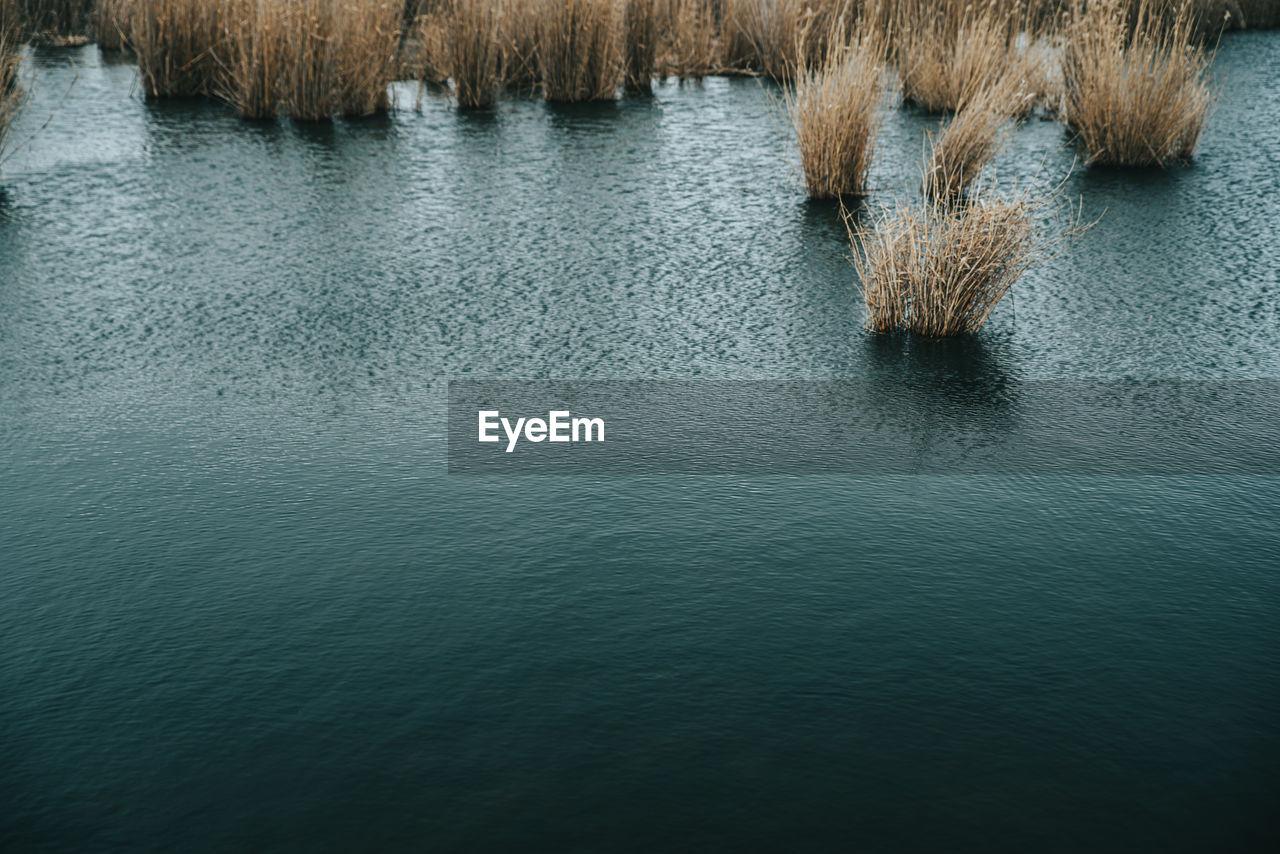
[2,35,1279,852]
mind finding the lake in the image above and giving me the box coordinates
[1,32,1278,852]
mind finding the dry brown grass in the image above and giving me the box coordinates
[218,0,400,120]
[129,0,225,98]
[535,0,623,102]
[723,0,856,81]
[851,192,1042,336]
[93,0,132,50]
[897,3,1020,113]
[923,83,1017,203]
[1062,0,1213,165]
[410,6,451,84]
[496,0,540,90]
[659,0,719,79]
[17,0,92,41]
[1,0,25,161]
[623,0,657,90]
[788,32,886,199]
[445,0,501,108]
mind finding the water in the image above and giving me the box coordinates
[2,35,1278,852]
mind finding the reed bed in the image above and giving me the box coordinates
[1062,0,1213,165]
[496,0,541,90]
[94,0,132,50]
[624,0,657,90]
[410,6,451,84]
[129,0,225,98]
[16,0,91,42]
[1,1,25,160]
[659,0,719,80]
[445,0,501,108]
[789,32,886,199]
[851,193,1040,336]
[897,3,1021,113]
[722,0,856,81]
[536,0,623,102]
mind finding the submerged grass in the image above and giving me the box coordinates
[1062,0,1214,165]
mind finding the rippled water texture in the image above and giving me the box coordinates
[2,34,1278,853]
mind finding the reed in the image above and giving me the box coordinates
[1062,0,1213,165]
[624,0,657,90]
[410,5,451,84]
[851,193,1039,336]
[93,0,132,50]
[129,0,225,98]
[660,0,718,79]
[1,0,25,161]
[219,0,401,120]
[18,0,92,41]
[496,0,540,91]
[897,3,1018,113]
[923,83,1015,203]
[446,0,501,108]
[726,0,855,81]
[535,0,622,102]
[788,32,885,199]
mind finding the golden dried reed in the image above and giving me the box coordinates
[788,32,886,199]
[1062,0,1213,165]
[535,0,622,102]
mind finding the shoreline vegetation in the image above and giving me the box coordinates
[0,0,1263,335]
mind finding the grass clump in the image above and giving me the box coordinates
[220,0,401,120]
[17,0,92,43]
[660,0,719,80]
[788,32,886,199]
[850,186,1079,336]
[94,0,133,50]
[445,0,501,108]
[536,0,623,102]
[1,1,25,161]
[897,2,1020,114]
[623,0,657,91]
[129,0,224,98]
[923,84,1015,203]
[1062,0,1214,165]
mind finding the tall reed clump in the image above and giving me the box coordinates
[923,83,1015,203]
[788,33,886,199]
[850,191,1052,336]
[411,4,451,85]
[1061,0,1213,165]
[660,0,719,79]
[623,0,657,91]
[18,0,92,42]
[722,0,854,81]
[536,0,623,102]
[896,1,1021,113]
[130,0,225,98]
[1,1,25,161]
[446,0,501,108]
[94,0,133,50]
[222,0,400,120]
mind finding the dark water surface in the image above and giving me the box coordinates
[2,35,1279,852]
